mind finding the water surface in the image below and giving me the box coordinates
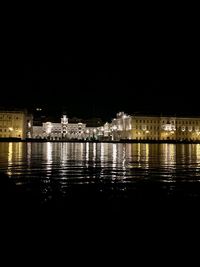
[1,142,200,209]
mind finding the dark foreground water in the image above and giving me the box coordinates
[1,142,200,223]
[1,142,200,254]
[1,142,200,208]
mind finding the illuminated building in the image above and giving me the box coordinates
[32,115,99,140]
[110,112,132,140]
[108,112,200,142]
[3,109,200,142]
[0,110,33,139]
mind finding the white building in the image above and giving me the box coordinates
[32,115,97,140]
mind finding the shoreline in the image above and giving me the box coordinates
[1,138,200,144]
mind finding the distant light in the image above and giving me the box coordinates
[9,127,13,131]
[36,108,42,111]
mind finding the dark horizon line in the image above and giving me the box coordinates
[1,106,200,121]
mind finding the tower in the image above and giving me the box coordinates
[61,114,68,139]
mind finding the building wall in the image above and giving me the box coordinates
[175,118,200,141]
[0,110,32,139]
[109,113,200,141]
[32,116,89,140]
[132,116,162,140]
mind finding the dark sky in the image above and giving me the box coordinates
[0,18,198,121]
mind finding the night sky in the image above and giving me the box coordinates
[0,23,198,122]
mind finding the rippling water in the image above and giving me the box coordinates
[1,141,199,261]
[1,142,200,206]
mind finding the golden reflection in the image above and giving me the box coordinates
[187,145,192,164]
[134,144,150,168]
[7,142,13,176]
[136,143,141,166]
[7,143,23,176]
[195,144,200,164]
[162,144,176,166]
[18,143,22,160]
[145,143,149,161]
[142,144,149,168]
[8,142,13,164]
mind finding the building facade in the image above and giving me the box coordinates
[107,112,200,142]
[0,110,33,139]
[32,115,100,140]
[2,109,200,142]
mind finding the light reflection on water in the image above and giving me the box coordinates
[1,142,200,200]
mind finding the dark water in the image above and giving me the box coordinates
[1,142,200,251]
[1,142,200,205]
[1,141,200,220]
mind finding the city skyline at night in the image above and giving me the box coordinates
[1,4,199,252]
